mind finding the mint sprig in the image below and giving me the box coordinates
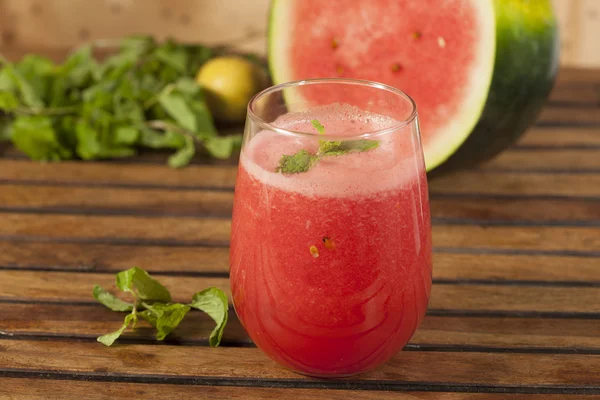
[93,266,228,347]
[276,119,379,174]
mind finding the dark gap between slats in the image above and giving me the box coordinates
[0,369,597,395]
[0,208,598,227]
[2,333,600,355]
[0,297,599,320]
[0,236,599,258]
[2,264,600,289]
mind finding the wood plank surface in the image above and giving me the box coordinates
[1,242,598,284]
[516,127,600,148]
[0,67,598,399]
[0,241,598,283]
[429,172,600,197]
[0,213,598,253]
[2,270,600,314]
[538,105,600,125]
[2,159,600,197]
[484,149,600,171]
[3,303,600,351]
[1,183,599,223]
[3,379,597,400]
[1,340,599,388]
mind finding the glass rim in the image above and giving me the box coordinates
[246,78,418,140]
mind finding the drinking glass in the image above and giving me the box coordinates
[230,78,432,378]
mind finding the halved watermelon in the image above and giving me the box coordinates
[268,0,559,172]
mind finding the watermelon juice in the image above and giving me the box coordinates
[230,89,431,377]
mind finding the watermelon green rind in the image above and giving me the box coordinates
[267,0,559,173]
[434,0,559,173]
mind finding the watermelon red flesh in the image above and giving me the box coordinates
[270,0,496,170]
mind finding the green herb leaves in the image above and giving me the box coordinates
[276,119,379,174]
[93,266,228,347]
[0,36,241,167]
[190,288,229,347]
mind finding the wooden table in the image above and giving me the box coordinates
[0,68,599,399]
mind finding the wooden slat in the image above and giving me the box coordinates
[3,162,600,198]
[3,160,600,198]
[429,172,600,197]
[517,127,600,148]
[3,303,600,350]
[0,213,231,244]
[1,340,599,387]
[2,271,599,313]
[0,271,229,304]
[0,160,237,189]
[0,242,598,284]
[432,253,600,283]
[0,213,598,252]
[0,213,598,253]
[549,85,600,105]
[0,241,230,273]
[0,184,234,216]
[484,149,600,170]
[431,196,600,223]
[434,225,600,253]
[557,68,600,85]
[537,106,600,125]
[3,379,595,400]
[1,184,598,223]
[0,379,429,400]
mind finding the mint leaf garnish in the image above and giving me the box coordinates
[92,285,134,312]
[93,266,228,347]
[142,302,191,341]
[311,119,326,135]
[276,119,379,174]
[97,313,136,346]
[190,288,229,347]
[116,266,171,302]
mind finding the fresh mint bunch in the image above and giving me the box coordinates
[93,266,228,347]
[276,119,379,174]
[0,36,242,167]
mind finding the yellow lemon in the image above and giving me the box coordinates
[196,56,268,123]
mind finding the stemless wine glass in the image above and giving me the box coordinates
[230,78,432,378]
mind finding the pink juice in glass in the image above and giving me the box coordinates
[230,103,432,377]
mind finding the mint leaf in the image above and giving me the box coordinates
[97,313,136,346]
[311,119,326,135]
[92,285,134,312]
[159,91,197,132]
[276,149,318,174]
[139,127,185,149]
[0,91,19,111]
[190,288,228,347]
[11,116,72,161]
[115,267,172,302]
[142,303,191,340]
[204,135,241,159]
[321,139,379,156]
[277,119,379,174]
[0,117,11,141]
[168,135,196,168]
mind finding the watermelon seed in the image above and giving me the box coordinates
[437,37,446,48]
[412,31,422,39]
[391,63,402,73]
[331,38,339,49]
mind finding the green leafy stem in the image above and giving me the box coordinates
[93,266,228,347]
[276,119,379,174]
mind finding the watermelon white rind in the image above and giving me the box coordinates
[268,0,559,173]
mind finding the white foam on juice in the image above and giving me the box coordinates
[242,104,423,198]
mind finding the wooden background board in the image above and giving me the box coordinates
[0,67,600,398]
[0,0,599,68]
